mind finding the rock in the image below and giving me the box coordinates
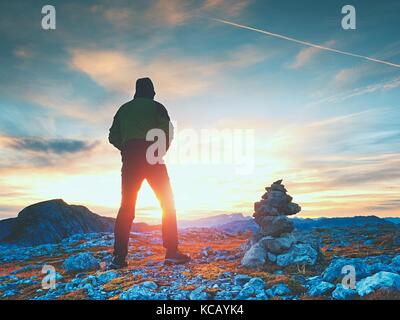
[259,216,294,237]
[189,285,210,300]
[234,274,251,286]
[200,246,214,257]
[120,284,166,300]
[260,234,295,254]
[62,252,100,272]
[283,203,301,216]
[270,283,291,296]
[236,286,255,299]
[331,284,358,300]
[307,281,335,297]
[215,291,234,300]
[356,271,400,297]
[255,203,280,216]
[390,255,400,272]
[276,244,318,267]
[267,252,277,263]
[141,281,158,290]
[368,262,395,274]
[243,278,265,291]
[264,191,288,208]
[291,274,306,285]
[241,180,307,270]
[322,257,372,282]
[255,290,269,300]
[96,271,119,284]
[241,243,266,268]
[392,255,400,266]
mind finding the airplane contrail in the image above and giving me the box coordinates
[212,18,400,69]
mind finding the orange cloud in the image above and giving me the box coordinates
[289,40,336,69]
[69,45,269,98]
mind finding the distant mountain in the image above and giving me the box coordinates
[385,218,400,225]
[291,216,396,230]
[216,215,398,234]
[178,213,249,229]
[216,218,259,234]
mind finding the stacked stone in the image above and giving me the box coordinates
[242,180,318,268]
[253,179,300,237]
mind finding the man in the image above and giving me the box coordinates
[108,77,190,269]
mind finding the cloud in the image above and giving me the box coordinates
[203,0,250,17]
[289,40,336,69]
[366,199,400,212]
[14,48,32,59]
[69,45,270,98]
[89,0,250,30]
[148,0,191,26]
[0,136,97,155]
[5,136,98,155]
[307,76,400,107]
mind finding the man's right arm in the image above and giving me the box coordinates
[108,112,123,150]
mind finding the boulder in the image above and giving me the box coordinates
[266,283,292,297]
[307,281,335,297]
[120,283,166,300]
[389,255,400,272]
[243,277,265,291]
[234,274,252,286]
[236,286,256,300]
[356,271,400,297]
[259,216,294,237]
[331,284,358,300]
[189,285,211,300]
[283,203,301,216]
[276,244,318,267]
[241,243,266,268]
[259,234,295,254]
[322,257,372,282]
[62,252,100,272]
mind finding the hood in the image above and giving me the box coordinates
[134,77,155,99]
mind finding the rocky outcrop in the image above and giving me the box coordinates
[0,199,114,246]
[242,180,319,268]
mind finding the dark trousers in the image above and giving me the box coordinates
[113,140,178,258]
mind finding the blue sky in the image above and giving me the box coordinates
[0,0,399,222]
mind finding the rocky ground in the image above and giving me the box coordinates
[1,222,400,300]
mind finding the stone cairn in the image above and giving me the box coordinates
[241,180,318,269]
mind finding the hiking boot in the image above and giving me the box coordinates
[109,255,128,269]
[165,249,191,265]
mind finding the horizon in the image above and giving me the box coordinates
[1,0,399,223]
[2,198,400,225]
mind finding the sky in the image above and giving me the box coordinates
[0,0,399,223]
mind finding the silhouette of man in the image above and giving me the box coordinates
[108,77,190,269]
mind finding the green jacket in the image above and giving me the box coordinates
[108,97,173,150]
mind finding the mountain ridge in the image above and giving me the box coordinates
[0,199,398,246]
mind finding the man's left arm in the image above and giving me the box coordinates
[155,102,174,151]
